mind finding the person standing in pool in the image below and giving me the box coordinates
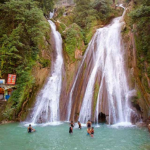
[87,128,91,135]
[69,126,73,134]
[90,127,94,137]
[70,121,74,127]
[78,121,82,129]
[87,120,92,128]
[28,124,35,133]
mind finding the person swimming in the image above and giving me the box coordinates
[87,128,91,135]
[70,121,74,127]
[28,124,35,133]
[69,126,73,134]
[87,120,92,128]
[78,121,81,129]
[90,127,94,137]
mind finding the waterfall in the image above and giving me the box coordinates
[94,16,132,124]
[50,10,54,19]
[78,30,106,123]
[30,20,63,124]
[68,8,133,124]
[67,33,99,121]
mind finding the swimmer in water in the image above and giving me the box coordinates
[87,120,92,128]
[87,128,91,135]
[78,121,82,129]
[69,126,73,134]
[70,121,74,127]
[90,127,94,137]
[28,124,35,133]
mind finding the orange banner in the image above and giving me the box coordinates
[7,74,16,85]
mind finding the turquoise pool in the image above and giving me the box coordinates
[0,123,150,150]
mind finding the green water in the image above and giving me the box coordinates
[0,123,150,150]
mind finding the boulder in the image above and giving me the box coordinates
[106,116,109,124]
[75,49,82,59]
[1,120,14,124]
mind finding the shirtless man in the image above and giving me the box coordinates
[70,121,74,128]
[87,120,92,128]
[87,128,91,135]
[28,124,35,133]
[90,127,94,137]
[69,126,73,134]
[78,121,82,129]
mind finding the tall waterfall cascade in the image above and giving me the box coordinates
[30,20,63,124]
[67,38,96,121]
[68,7,133,124]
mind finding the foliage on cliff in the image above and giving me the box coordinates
[0,0,51,120]
[129,0,150,93]
[74,0,112,28]
[36,0,54,16]
[122,0,150,118]
[62,23,84,61]
[74,0,115,43]
[55,0,119,62]
[0,0,54,14]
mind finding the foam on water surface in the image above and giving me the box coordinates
[111,122,135,128]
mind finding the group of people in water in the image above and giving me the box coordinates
[69,121,81,133]
[69,120,94,137]
[27,120,94,137]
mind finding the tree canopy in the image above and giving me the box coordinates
[0,0,49,77]
[74,0,112,28]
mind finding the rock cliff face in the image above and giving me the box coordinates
[10,2,150,124]
[122,1,150,123]
[17,31,52,121]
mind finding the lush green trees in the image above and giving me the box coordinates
[74,0,97,28]
[130,1,150,68]
[0,0,49,76]
[35,0,54,16]
[127,0,150,94]
[0,0,50,118]
[92,0,112,20]
[74,0,112,29]
[62,23,84,61]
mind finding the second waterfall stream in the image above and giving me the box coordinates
[30,20,64,124]
[68,8,133,125]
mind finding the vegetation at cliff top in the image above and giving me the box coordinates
[74,0,112,28]
[0,0,54,15]
[62,23,84,62]
[56,0,118,61]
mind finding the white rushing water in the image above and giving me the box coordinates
[50,10,54,19]
[67,33,99,121]
[94,16,132,124]
[78,8,132,124]
[30,20,63,124]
